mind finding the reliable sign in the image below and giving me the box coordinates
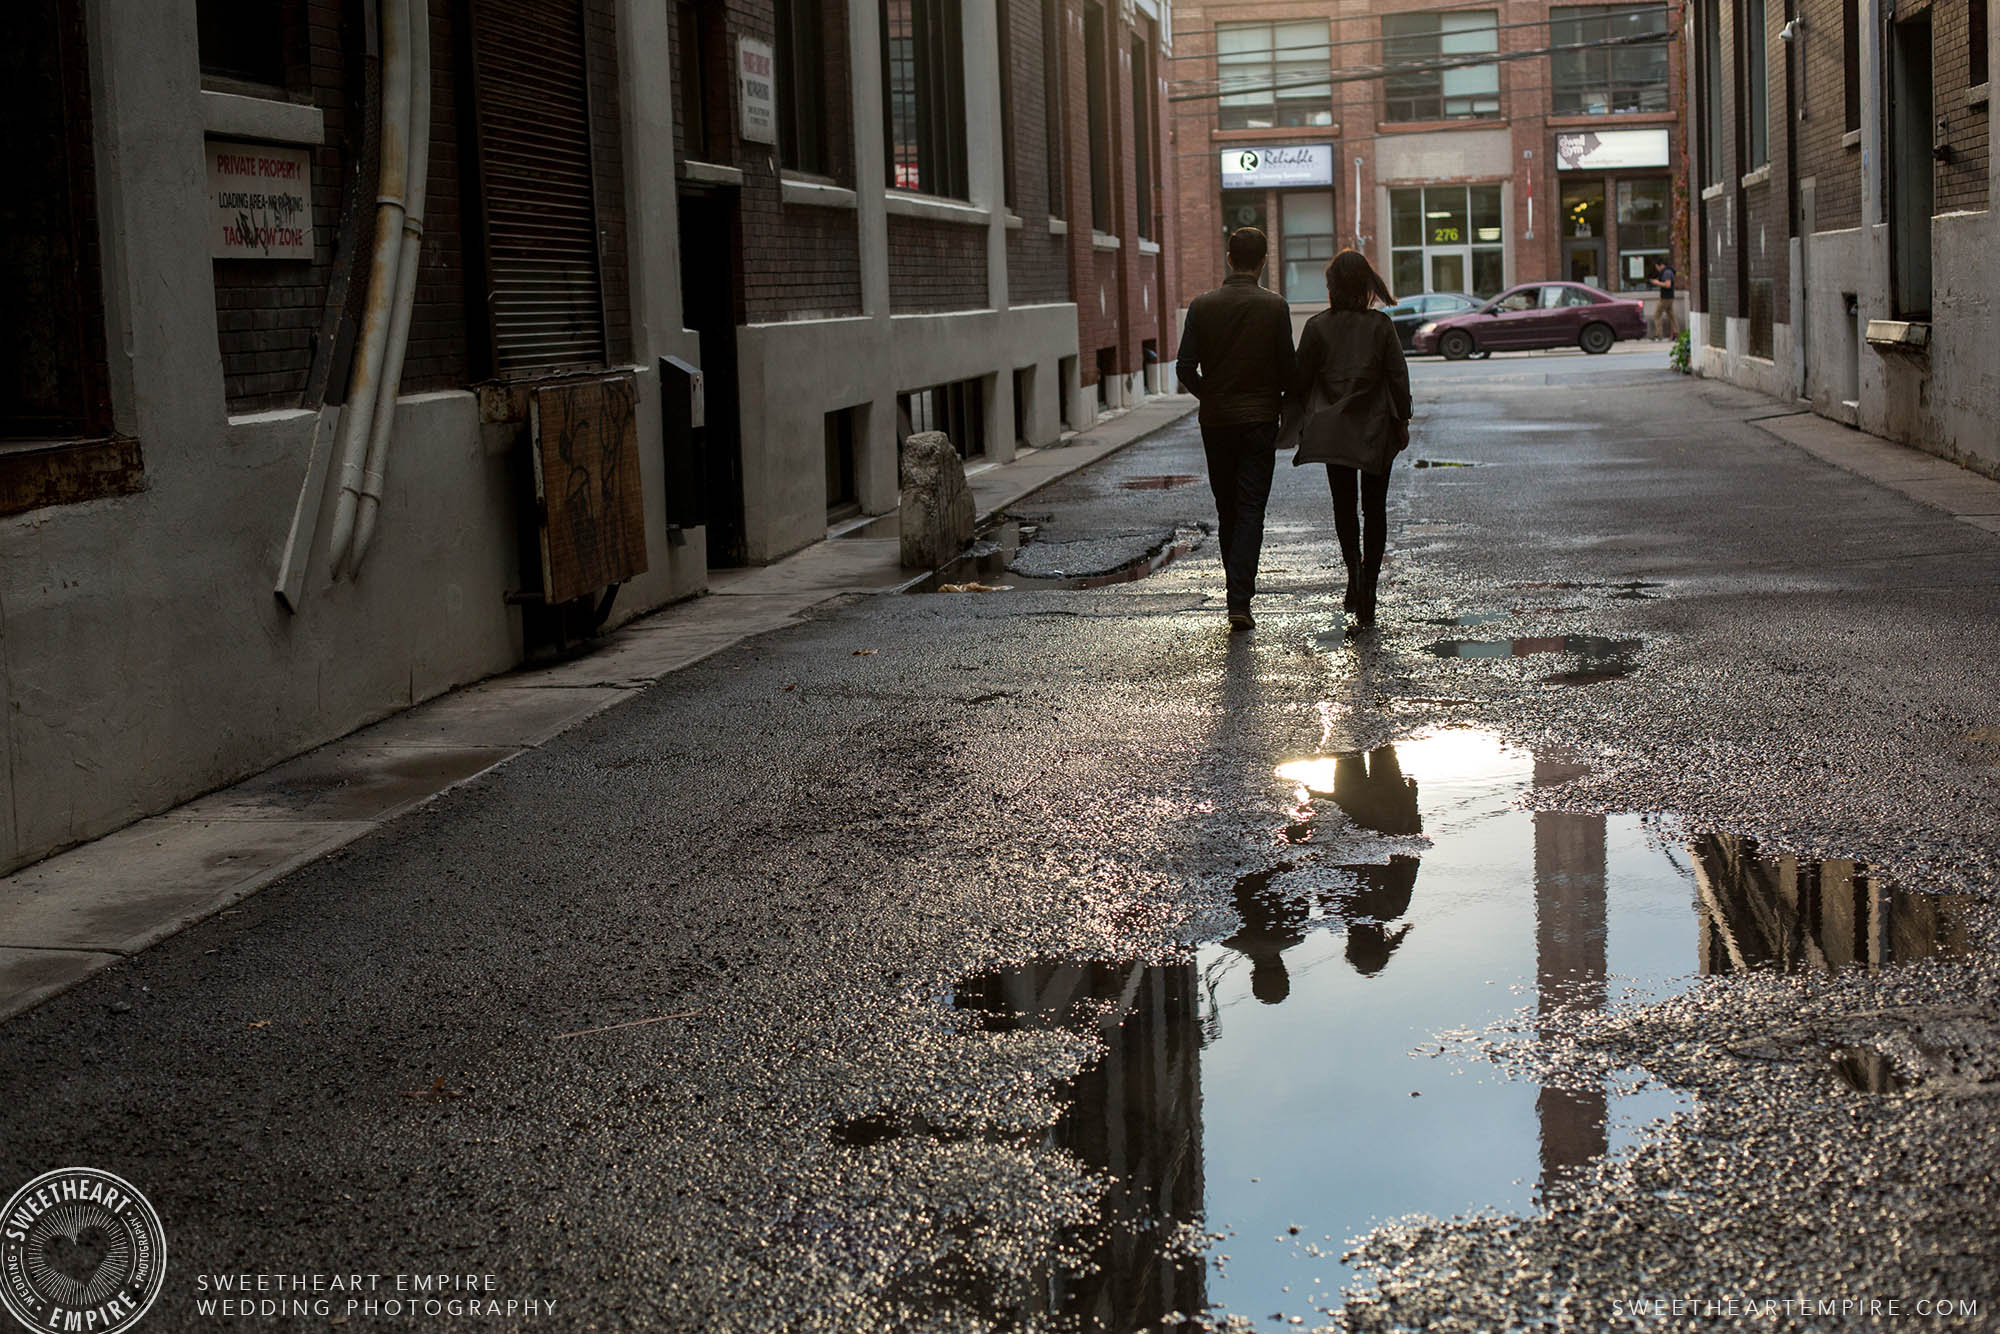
[1218,144,1335,189]
[1554,128,1670,171]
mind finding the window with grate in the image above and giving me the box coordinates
[1842,0,1860,133]
[1382,11,1499,122]
[1132,32,1154,240]
[1972,0,1989,89]
[882,0,968,197]
[468,0,608,377]
[776,0,830,175]
[1700,0,1723,184]
[1043,0,1066,217]
[1551,4,1669,115]
[899,377,984,458]
[1085,2,1111,230]
[1215,21,1331,130]
[997,0,1017,209]
[4,0,110,441]
[1741,0,1769,169]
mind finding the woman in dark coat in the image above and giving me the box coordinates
[1287,250,1413,627]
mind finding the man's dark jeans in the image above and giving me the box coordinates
[1201,421,1279,612]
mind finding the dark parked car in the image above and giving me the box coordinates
[1381,291,1482,350]
[1411,282,1646,360]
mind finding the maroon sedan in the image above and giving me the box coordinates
[1410,281,1647,360]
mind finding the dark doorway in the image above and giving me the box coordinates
[1886,12,1933,321]
[678,189,747,567]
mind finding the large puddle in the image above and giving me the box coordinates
[909,521,1203,594]
[943,730,1976,1329]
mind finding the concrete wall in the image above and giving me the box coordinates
[0,0,704,874]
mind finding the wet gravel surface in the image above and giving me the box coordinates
[3,352,1998,1331]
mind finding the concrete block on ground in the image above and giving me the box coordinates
[899,431,976,569]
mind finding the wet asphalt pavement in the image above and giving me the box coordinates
[4,343,1999,1331]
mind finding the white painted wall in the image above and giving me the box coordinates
[0,0,704,873]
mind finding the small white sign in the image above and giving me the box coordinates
[1554,128,1670,171]
[739,37,776,144]
[1219,143,1335,189]
[206,139,314,260]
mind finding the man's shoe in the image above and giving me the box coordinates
[1228,610,1255,632]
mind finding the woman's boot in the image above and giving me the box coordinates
[1342,560,1361,613]
[1355,560,1382,627]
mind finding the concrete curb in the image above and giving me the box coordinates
[0,398,1197,1023]
[1748,411,2000,537]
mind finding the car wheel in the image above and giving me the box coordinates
[1579,323,1614,355]
[1440,330,1474,361]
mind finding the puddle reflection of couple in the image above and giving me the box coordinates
[1224,747,1422,1002]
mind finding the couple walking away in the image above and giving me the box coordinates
[1175,227,1412,633]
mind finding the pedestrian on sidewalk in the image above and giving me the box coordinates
[1282,249,1412,629]
[1175,227,1296,633]
[1649,258,1678,339]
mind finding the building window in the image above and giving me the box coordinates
[1043,0,1065,217]
[1615,178,1670,289]
[1215,21,1332,130]
[1742,0,1769,169]
[776,0,830,175]
[1280,192,1335,304]
[1700,0,1723,185]
[198,0,288,88]
[1842,0,1860,134]
[467,0,609,375]
[1132,33,1154,240]
[1084,2,1112,230]
[678,1,712,160]
[5,0,111,442]
[1973,0,1989,89]
[1551,5,1669,115]
[883,0,968,198]
[1383,11,1500,122]
[997,0,1017,208]
[1389,184,1504,298]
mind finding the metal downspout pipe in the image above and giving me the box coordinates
[325,0,413,578]
[349,0,431,572]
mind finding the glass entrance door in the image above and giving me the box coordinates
[1560,181,1606,287]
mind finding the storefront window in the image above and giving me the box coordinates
[1220,189,1267,263]
[1388,184,1504,297]
[1615,178,1671,289]
[1281,192,1335,304]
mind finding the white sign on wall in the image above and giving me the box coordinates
[1219,144,1335,189]
[1554,128,1670,171]
[206,140,313,260]
[739,37,776,144]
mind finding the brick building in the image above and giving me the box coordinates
[0,0,1174,878]
[1685,0,1996,477]
[1170,0,1686,319]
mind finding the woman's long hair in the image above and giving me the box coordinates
[1325,248,1394,312]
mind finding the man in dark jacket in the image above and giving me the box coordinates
[1176,227,1296,631]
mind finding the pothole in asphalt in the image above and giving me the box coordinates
[1828,1044,1909,1094]
[1118,473,1202,490]
[930,728,1978,1326]
[1425,634,1642,685]
[909,520,1204,594]
[1412,458,1480,468]
[1506,579,1664,600]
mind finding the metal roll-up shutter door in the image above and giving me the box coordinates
[470,0,607,375]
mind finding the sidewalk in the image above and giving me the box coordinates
[1747,410,2000,536]
[0,396,1196,1021]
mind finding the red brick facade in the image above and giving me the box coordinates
[1172,0,1685,315]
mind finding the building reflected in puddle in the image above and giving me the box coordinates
[944,729,1977,1327]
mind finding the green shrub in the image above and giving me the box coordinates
[1669,330,1692,375]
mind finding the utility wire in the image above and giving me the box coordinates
[1170,27,1679,105]
[1167,3,1676,61]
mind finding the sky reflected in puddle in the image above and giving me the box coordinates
[947,729,1976,1328]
